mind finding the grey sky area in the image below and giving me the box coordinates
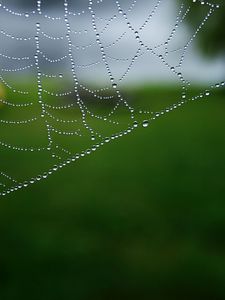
[0,0,224,85]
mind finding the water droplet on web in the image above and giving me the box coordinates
[133,121,138,128]
[143,120,149,128]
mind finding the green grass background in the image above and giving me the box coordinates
[0,85,225,299]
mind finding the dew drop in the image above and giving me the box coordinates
[143,120,149,128]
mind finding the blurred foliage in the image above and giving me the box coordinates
[180,0,225,57]
[0,86,225,299]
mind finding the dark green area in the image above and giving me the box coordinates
[0,86,225,299]
[179,0,225,57]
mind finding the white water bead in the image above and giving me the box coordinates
[142,120,149,128]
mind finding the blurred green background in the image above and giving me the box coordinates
[0,85,225,299]
[0,1,225,299]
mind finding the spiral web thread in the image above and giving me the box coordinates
[0,0,224,197]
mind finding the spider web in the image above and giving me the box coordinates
[0,0,224,197]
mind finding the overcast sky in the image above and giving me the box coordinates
[0,0,224,85]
